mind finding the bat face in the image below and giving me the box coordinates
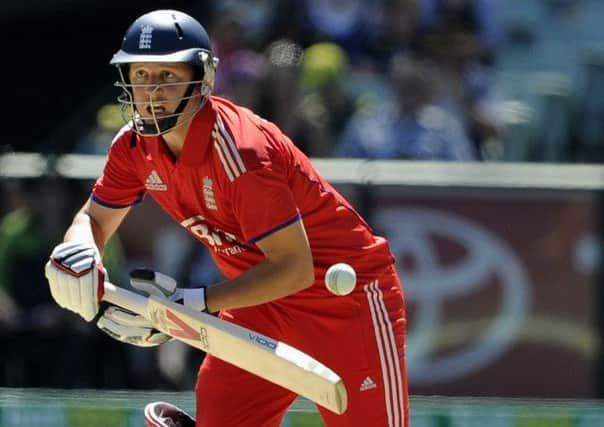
[103,283,347,415]
[148,301,284,356]
[145,296,348,414]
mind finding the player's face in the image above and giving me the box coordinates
[128,63,199,119]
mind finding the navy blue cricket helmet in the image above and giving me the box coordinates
[110,10,219,136]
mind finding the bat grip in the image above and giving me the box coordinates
[103,282,148,316]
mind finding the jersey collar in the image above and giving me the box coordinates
[179,99,217,166]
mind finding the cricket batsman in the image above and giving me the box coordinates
[44,9,409,427]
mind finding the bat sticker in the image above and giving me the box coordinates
[166,309,201,341]
[248,333,277,350]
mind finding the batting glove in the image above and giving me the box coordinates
[97,306,171,347]
[129,268,209,313]
[44,241,105,322]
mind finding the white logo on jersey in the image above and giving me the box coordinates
[360,376,377,391]
[181,215,246,256]
[203,176,217,210]
[145,170,167,191]
[139,25,153,49]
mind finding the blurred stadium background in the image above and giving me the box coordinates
[1,0,603,426]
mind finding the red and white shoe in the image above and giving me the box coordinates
[144,401,195,427]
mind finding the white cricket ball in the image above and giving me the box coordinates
[325,263,357,296]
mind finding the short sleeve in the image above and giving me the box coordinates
[92,135,145,208]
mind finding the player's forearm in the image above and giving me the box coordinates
[63,210,106,254]
[206,256,314,312]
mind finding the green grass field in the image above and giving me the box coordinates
[2,388,604,426]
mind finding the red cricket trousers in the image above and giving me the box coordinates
[195,265,408,427]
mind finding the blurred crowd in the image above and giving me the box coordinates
[206,0,503,161]
[74,0,604,164]
[75,0,502,161]
[1,0,604,391]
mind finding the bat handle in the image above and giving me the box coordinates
[103,282,148,317]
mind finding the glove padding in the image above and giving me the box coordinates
[96,268,208,348]
[44,241,105,322]
[129,268,208,313]
[97,306,171,347]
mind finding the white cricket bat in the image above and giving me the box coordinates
[102,282,348,415]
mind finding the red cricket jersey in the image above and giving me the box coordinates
[92,96,394,286]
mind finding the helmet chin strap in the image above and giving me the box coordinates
[138,82,198,136]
